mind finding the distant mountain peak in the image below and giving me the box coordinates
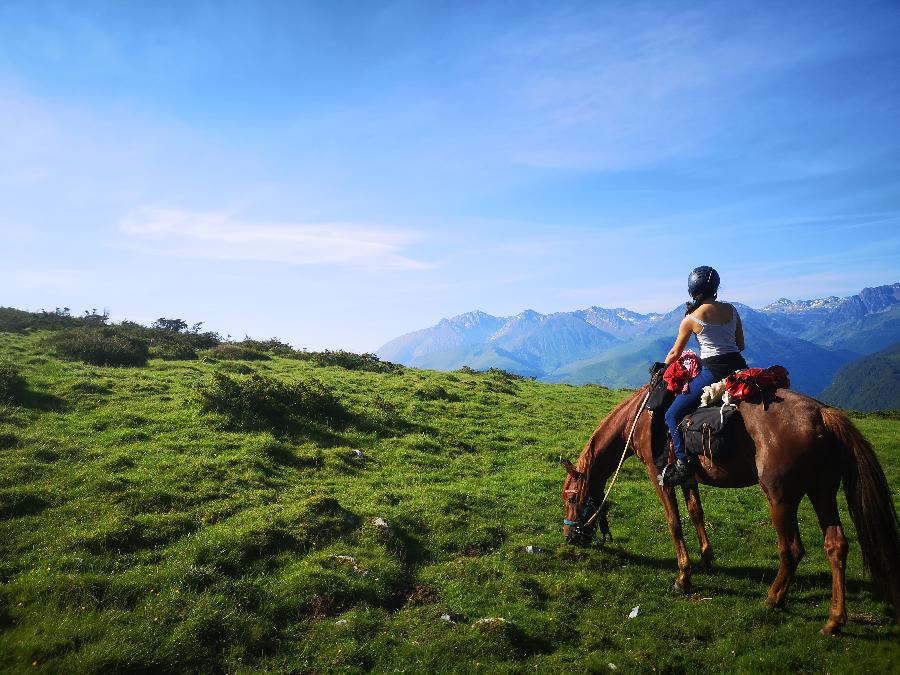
[760,283,900,316]
[444,310,499,329]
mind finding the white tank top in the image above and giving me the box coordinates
[688,306,740,359]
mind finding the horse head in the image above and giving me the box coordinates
[561,458,609,546]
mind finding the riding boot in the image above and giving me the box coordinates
[662,459,694,487]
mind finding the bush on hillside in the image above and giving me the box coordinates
[0,364,28,404]
[292,350,402,373]
[116,318,220,361]
[484,367,525,381]
[208,344,270,362]
[150,342,198,361]
[149,318,220,350]
[48,327,150,367]
[236,338,297,357]
[0,306,108,333]
[197,372,344,431]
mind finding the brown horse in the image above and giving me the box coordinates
[561,385,900,635]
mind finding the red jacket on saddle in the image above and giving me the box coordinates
[725,365,790,401]
[663,351,701,394]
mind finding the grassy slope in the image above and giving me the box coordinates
[0,331,898,674]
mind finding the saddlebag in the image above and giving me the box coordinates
[645,375,675,413]
[680,403,739,458]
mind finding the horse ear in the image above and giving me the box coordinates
[561,459,579,477]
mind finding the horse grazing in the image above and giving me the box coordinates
[561,386,900,635]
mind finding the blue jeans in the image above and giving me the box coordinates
[664,368,716,462]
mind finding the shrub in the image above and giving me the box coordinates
[0,306,108,332]
[150,342,198,361]
[208,344,270,361]
[197,372,344,431]
[293,350,401,373]
[0,364,27,404]
[48,328,149,366]
[485,367,525,381]
[116,318,219,358]
[237,338,297,357]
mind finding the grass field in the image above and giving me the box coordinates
[0,329,898,674]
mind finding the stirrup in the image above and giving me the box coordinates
[660,461,694,487]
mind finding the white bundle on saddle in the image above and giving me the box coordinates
[700,379,729,407]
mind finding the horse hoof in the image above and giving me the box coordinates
[820,618,844,636]
[673,580,690,594]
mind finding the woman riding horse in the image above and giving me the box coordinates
[658,266,748,486]
[561,272,900,633]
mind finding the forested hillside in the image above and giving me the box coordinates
[820,342,900,411]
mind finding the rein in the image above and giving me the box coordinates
[580,387,651,530]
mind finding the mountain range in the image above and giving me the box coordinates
[377,283,900,400]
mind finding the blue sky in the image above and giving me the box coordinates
[1,1,899,351]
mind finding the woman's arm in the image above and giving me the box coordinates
[664,317,695,365]
[734,310,745,351]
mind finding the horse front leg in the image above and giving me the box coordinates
[681,482,714,570]
[646,463,692,592]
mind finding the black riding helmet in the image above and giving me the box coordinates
[688,266,720,300]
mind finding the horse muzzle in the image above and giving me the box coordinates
[564,521,593,546]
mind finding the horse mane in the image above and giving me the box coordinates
[576,385,649,475]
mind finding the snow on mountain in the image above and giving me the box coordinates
[760,283,900,316]
[489,309,546,341]
[576,306,666,338]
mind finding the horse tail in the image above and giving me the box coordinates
[821,406,900,620]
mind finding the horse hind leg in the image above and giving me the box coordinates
[681,483,714,570]
[764,497,804,610]
[809,488,848,636]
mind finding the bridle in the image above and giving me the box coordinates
[564,484,611,545]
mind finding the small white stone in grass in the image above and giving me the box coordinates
[335,619,348,626]
[372,517,390,532]
[440,613,455,623]
[475,617,509,626]
[333,555,358,565]
[608,663,618,671]
[628,605,639,619]
[352,449,363,458]
[524,545,543,554]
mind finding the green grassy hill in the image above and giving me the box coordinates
[820,342,900,412]
[1,328,898,673]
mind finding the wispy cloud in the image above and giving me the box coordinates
[483,4,879,171]
[117,206,429,270]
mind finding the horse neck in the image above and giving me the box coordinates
[580,388,645,486]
